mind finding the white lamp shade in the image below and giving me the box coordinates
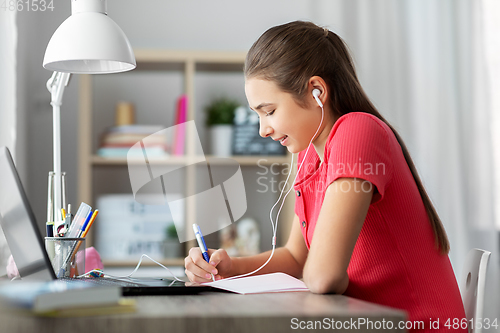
[43,11,136,74]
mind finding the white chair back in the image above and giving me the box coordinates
[460,248,491,333]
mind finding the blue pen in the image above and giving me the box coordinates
[193,224,215,282]
[77,210,93,237]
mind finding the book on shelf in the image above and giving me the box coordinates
[0,280,123,314]
[172,94,187,156]
[106,125,165,134]
[103,134,167,145]
[98,147,167,158]
[97,124,170,158]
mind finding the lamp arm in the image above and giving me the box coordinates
[46,72,71,227]
[47,72,71,106]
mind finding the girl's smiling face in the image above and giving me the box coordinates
[245,78,326,154]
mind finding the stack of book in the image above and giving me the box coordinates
[0,280,135,317]
[97,125,169,158]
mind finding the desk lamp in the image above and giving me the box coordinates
[43,0,136,231]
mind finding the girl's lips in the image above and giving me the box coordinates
[279,135,289,145]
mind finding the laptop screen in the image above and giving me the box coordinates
[0,147,55,280]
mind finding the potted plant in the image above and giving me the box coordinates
[163,223,180,258]
[205,98,240,156]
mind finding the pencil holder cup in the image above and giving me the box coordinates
[45,237,85,278]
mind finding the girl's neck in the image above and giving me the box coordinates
[313,123,334,163]
[313,114,338,163]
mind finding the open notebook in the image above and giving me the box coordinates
[203,272,309,294]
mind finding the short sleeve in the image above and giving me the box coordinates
[325,113,394,204]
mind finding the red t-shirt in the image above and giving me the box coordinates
[294,112,466,332]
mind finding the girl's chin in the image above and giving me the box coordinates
[287,143,313,155]
[287,145,301,154]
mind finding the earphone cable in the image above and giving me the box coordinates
[223,101,325,281]
[77,253,184,282]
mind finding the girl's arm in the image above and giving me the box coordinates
[303,177,373,294]
[185,214,309,283]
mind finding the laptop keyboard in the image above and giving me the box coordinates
[61,277,145,287]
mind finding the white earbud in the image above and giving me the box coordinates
[312,89,323,108]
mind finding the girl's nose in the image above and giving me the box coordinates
[259,121,273,138]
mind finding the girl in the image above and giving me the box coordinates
[185,21,466,331]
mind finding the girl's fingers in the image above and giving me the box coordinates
[184,256,214,282]
[185,268,212,284]
[188,247,216,272]
[208,249,223,267]
[185,248,218,282]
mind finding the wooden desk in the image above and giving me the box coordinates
[0,292,407,333]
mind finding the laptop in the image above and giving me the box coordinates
[0,146,217,295]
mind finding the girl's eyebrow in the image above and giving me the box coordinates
[251,102,274,111]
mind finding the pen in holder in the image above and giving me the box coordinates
[67,203,92,238]
[45,237,85,278]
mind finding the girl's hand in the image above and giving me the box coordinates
[184,247,234,283]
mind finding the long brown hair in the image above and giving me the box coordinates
[245,21,450,254]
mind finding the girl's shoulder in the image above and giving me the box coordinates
[297,112,394,167]
[332,112,391,136]
[325,111,394,150]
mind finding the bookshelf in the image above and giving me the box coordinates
[77,49,295,266]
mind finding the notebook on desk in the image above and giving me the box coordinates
[0,146,217,296]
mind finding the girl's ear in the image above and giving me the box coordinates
[308,76,328,107]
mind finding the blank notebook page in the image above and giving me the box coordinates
[203,272,309,294]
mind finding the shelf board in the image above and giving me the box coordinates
[91,155,291,166]
[102,258,185,267]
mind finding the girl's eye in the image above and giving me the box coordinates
[265,110,275,116]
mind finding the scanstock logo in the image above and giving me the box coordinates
[127,121,247,243]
